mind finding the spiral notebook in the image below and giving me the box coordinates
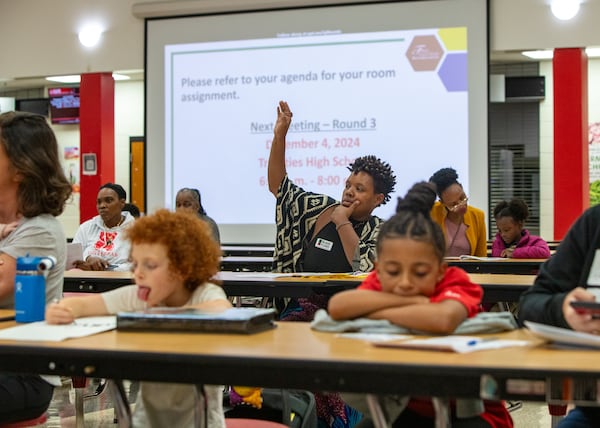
[116,307,276,334]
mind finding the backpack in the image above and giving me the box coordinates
[224,388,317,428]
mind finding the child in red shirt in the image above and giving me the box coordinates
[328,182,513,428]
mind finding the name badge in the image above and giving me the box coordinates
[315,238,333,252]
[588,249,600,286]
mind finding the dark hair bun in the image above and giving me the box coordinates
[494,198,529,222]
[429,167,459,195]
[395,181,436,215]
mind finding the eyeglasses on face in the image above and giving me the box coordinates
[445,196,468,212]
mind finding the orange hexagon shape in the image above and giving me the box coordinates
[405,35,444,71]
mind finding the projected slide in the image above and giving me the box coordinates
[165,27,468,224]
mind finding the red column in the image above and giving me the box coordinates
[553,48,588,239]
[79,73,115,222]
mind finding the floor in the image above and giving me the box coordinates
[41,378,556,427]
[45,378,132,428]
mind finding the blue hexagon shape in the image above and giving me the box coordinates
[438,53,467,92]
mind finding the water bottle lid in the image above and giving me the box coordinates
[16,255,43,270]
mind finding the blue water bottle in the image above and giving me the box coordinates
[14,255,56,323]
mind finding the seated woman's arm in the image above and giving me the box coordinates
[73,256,109,271]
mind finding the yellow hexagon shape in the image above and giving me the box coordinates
[438,27,467,52]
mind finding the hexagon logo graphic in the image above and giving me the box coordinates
[438,53,467,92]
[405,35,444,71]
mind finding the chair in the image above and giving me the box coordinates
[71,376,111,428]
[0,412,48,428]
[548,403,567,428]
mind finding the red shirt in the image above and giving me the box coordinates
[358,267,512,427]
[358,266,483,318]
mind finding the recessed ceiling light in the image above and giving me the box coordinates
[78,25,103,48]
[550,0,580,21]
[46,73,131,83]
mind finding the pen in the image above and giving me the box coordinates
[467,338,496,346]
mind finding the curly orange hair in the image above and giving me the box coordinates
[125,209,221,291]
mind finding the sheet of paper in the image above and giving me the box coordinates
[525,321,600,349]
[0,316,116,342]
[65,242,83,270]
[373,335,531,353]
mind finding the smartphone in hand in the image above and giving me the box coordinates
[570,301,600,318]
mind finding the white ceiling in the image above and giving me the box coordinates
[1,0,597,92]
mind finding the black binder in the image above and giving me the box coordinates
[116,307,276,334]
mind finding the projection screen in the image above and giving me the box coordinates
[145,0,489,243]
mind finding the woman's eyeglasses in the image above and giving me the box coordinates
[445,196,469,212]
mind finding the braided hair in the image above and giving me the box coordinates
[378,181,446,262]
[348,155,396,204]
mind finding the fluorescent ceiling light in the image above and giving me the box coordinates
[587,48,600,57]
[522,47,600,59]
[112,73,130,81]
[45,75,80,84]
[46,73,131,83]
[521,50,554,60]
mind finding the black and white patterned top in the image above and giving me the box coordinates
[272,175,381,273]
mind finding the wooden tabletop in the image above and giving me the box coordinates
[218,255,548,275]
[0,319,597,402]
[62,270,535,303]
[220,255,273,272]
[447,258,547,274]
[64,270,134,280]
[221,246,274,257]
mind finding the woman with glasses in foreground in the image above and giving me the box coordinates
[429,167,487,257]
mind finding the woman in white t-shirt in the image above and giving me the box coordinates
[72,183,135,271]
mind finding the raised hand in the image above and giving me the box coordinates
[274,100,293,141]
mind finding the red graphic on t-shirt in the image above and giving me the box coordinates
[95,231,117,251]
